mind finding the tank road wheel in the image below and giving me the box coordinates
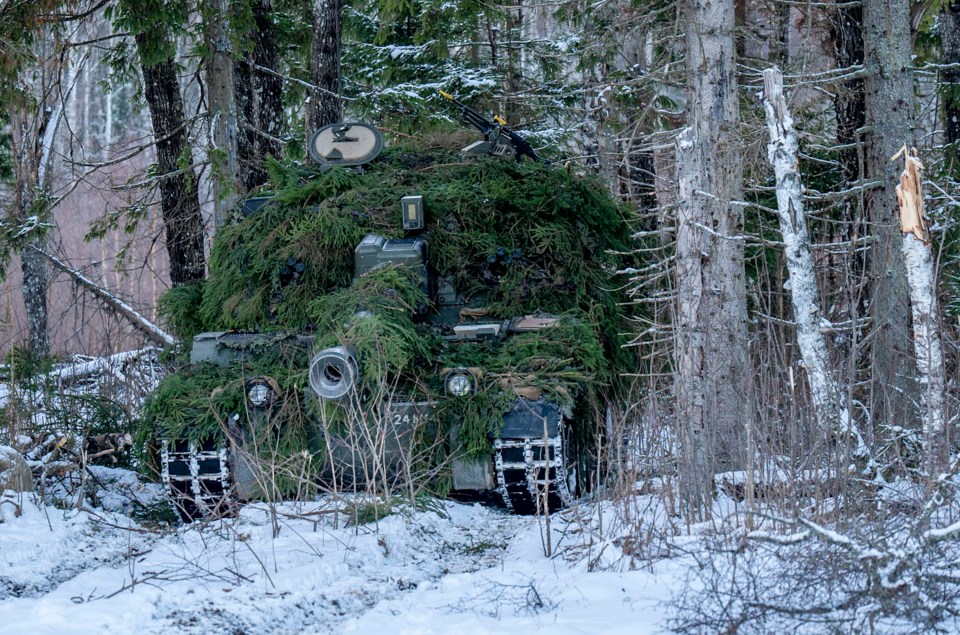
[494,428,573,515]
[161,438,233,522]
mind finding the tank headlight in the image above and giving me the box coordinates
[445,369,475,397]
[245,377,276,408]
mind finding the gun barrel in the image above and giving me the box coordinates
[439,90,494,133]
[439,89,544,163]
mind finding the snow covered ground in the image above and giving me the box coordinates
[0,473,679,635]
[0,353,684,634]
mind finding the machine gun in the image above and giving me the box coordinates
[439,90,544,163]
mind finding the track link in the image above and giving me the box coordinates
[494,432,571,515]
[161,438,233,521]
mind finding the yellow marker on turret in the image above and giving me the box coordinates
[437,89,543,163]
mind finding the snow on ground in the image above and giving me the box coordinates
[0,479,678,635]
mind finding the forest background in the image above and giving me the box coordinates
[4,0,960,629]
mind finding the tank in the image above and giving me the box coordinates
[138,129,633,520]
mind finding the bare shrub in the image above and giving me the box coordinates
[445,577,558,618]
[1,347,164,509]
[559,381,683,570]
[670,474,960,634]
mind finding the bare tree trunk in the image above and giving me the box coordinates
[134,35,207,287]
[8,31,70,358]
[205,0,239,227]
[18,221,50,358]
[675,128,710,519]
[894,150,948,477]
[829,5,866,187]
[10,109,49,357]
[236,54,256,186]
[827,4,868,362]
[236,0,284,192]
[863,0,916,430]
[675,0,751,520]
[502,0,522,122]
[762,68,866,456]
[307,0,344,136]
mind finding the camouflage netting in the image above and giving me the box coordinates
[143,141,635,477]
[193,147,630,335]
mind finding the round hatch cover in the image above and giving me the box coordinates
[307,122,384,166]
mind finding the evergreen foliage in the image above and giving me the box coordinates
[136,337,313,484]
[196,145,630,331]
[157,282,205,341]
[310,264,433,389]
[113,0,191,67]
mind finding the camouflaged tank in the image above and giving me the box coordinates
[139,125,634,520]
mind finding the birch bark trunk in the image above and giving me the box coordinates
[894,150,948,476]
[761,68,866,456]
[675,0,751,519]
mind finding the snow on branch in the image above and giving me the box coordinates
[52,347,159,384]
[28,246,175,347]
[747,529,811,545]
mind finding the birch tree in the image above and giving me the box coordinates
[894,148,948,477]
[761,67,865,455]
[674,0,751,518]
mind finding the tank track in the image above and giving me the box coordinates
[161,438,233,521]
[160,428,574,518]
[494,430,572,515]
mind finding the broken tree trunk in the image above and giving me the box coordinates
[894,147,948,477]
[761,67,866,456]
[28,246,176,347]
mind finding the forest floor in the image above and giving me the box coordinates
[0,471,680,635]
[11,352,959,633]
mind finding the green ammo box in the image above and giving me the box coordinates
[354,234,428,292]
